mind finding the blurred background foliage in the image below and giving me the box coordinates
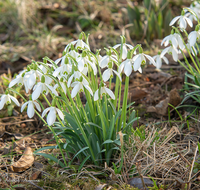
[0,0,189,63]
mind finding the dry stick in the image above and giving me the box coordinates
[188,145,198,182]
[136,162,147,190]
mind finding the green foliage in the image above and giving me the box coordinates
[127,0,173,41]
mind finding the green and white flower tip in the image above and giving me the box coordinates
[113,36,134,60]
[42,104,64,126]
[169,10,193,29]
[102,62,122,82]
[162,45,180,62]
[71,77,93,98]
[0,93,20,110]
[21,96,41,118]
[94,83,115,101]
[32,75,58,100]
[119,50,133,77]
[152,51,169,69]
[132,47,155,73]
[188,25,200,46]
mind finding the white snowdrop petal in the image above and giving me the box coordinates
[113,70,122,81]
[169,16,180,26]
[102,69,111,82]
[21,101,29,112]
[47,108,56,126]
[94,89,99,101]
[27,102,34,118]
[42,107,51,118]
[124,61,132,77]
[185,17,193,27]
[71,83,81,98]
[105,88,115,100]
[32,85,42,100]
[84,85,93,96]
[10,95,20,106]
[33,101,41,112]
[56,108,64,120]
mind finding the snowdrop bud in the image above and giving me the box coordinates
[139,46,143,54]
[107,50,111,56]
[171,29,174,34]
[79,33,83,39]
[27,65,31,71]
[108,62,112,68]
[33,63,37,70]
[60,78,64,82]
[127,50,131,59]
[82,51,86,57]
[52,98,56,107]
[181,10,185,16]
[64,57,69,64]
[122,36,126,44]
[41,75,45,83]
[71,44,74,50]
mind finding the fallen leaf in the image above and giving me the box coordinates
[10,147,34,172]
[169,88,182,108]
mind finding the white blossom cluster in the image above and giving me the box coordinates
[153,1,200,69]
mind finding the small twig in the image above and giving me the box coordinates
[27,180,45,190]
[136,162,147,190]
[188,145,198,182]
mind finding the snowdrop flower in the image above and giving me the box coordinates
[161,45,180,62]
[102,62,121,82]
[99,52,118,69]
[53,57,72,77]
[132,48,155,72]
[94,83,115,101]
[25,66,43,90]
[67,71,82,87]
[186,43,197,56]
[151,51,169,69]
[119,51,133,76]
[54,80,67,94]
[169,10,193,29]
[42,106,64,126]
[113,42,134,60]
[77,53,97,75]
[9,70,26,88]
[32,75,58,100]
[161,32,184,50]
[188,29,200,46]
[21,98,41,118]
[0,93,20,110]
[184,2,200,22]
[71,77,93,98]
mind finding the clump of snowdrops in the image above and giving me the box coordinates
[0,32,157,169]
[152,1,200,105]
[1,0,200,170]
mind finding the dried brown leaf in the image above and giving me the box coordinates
[10,147,34,172]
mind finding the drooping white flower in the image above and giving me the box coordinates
[21,99,41,118]
[113,43,134,60]
[151,52,169,69]
[67,71,82,87]
[0,94,20,110]
[71,77,93,98]
[32,77,58,100]
[77,55,97,75]
[186,43,197,56]
[119,58,133,77]
[184,2,200,22]
[169,11,193,29]
[9,70,26,88]
[132,53,155,72]
[99,54,117,68]
[188,30,200,46]
[161,45,180,62]
[54,81,67,94]
[42,106,64,126]
[94,83,115,101]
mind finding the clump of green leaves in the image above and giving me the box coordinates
[127,0,173,41]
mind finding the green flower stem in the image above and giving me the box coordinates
[84,88,95,122]
[35,110,68,167]
[120,76,129,129]
[173,27,200,74]
[76,94,89,123]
